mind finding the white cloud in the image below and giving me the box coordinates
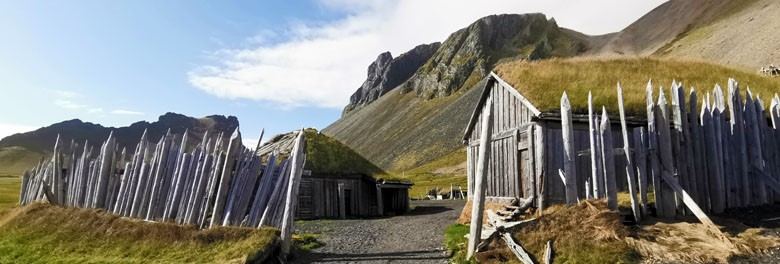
[53,90,80,98]
[189,0,665,109]
[0,123,38,141]
[110,110,145,115]
[54,99,88,109]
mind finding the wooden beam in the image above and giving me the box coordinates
[588,91,604,199]
[617,84,641,222]
[501,232,536,264]
[561,92,578,205]
[467,96,494,259]
[660,170,732,246]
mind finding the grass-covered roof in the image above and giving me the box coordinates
[258,129,385,177]
[493,58,780,117]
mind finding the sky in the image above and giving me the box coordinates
[0,0,666,149]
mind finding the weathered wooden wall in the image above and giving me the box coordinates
[467,78,536,199]
[297,175,377,219]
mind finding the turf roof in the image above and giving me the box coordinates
[492,58,780,117]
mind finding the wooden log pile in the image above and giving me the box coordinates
[18,127,307,233]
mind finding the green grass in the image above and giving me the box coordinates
[0,204,278,263]
[0,177,21,213]
[444,224,475,264]
[303,129,385,176]
[494,58,780,117]
[0,146,43,177]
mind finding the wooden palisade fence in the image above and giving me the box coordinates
[559,78,780,227]
[18,127,307,256]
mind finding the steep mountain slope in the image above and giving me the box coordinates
[326,13,587,171]
[591,0,779,69]
[0,112,239,176]
[343,43,440,114]
[656,0,780,69]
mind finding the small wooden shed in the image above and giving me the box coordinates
[257,129,413,219]
[463,72,641,209]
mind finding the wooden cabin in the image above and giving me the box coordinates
[257,129,413,219]
[463,72,642,209]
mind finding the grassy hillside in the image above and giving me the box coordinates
[390,149,467,198]
[494,58,780,117]
[0,147,42,177]
[324,80,482,172]
[0,203,277,263]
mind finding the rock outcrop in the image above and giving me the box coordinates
[343,42,440,115]
[402,13,586,99]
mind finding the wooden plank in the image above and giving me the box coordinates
[728,79,750,206]
[210,128,242,227]
[561,92,578,205]
[656,90,677,217]
[702,103,726,213]
[280,130,307,257]
[535,124,546,213]
[467,96,494,259]
[634,127,649,216]
[617,84,641,222]
[600,108,618,210]
[501,232,536,264]
[671,83,693,210]
[690,90,710,210]
[588,92,604,199]
[544,240,553,264]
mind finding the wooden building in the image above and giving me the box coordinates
[463,72,641,209]
[258,129,413,220]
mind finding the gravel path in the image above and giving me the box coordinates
[291,199,466,264]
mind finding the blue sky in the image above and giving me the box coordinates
[0,0,665,148]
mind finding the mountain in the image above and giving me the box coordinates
[591,0,780,69]
[0,112,239,176]
[327,13,587,171]
[343,43,440,114]
[402,13,587,99]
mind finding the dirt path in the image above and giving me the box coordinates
[292,199,466,263]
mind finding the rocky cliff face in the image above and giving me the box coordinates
[343,42,440,115]
[402,13,585,99]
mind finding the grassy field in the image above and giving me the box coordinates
[0,177,20,213]
[0,203,278,263]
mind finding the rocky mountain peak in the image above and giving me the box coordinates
[343,42,440,115]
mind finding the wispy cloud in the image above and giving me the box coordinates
[110,110,144,116]
[53,90,80,99]
[54,99,88,109]
[188,0,664,109]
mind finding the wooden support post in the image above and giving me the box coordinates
[728,79,750,206]
[588,92,604,199]
[338,183,346,219]
[376,185,384,216]
[634,127,648,216]
[660,170,733,246]
[561,92,578,205]
[645,82,665,216]
[600,108,618,210]
[617,84,641,222]
[656,90,677,217]
[210,127,242,228]
[280,130,307,257]
[702,103,726,213]
[467,97,493,259]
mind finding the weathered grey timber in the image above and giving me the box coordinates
[560,92,578,205]
[617,84,640,221]
[656,90,677,218]
[501,231,535,264]
[646,82,665,217]
[634,127,648,216]
[588,92,604,199]
[600,108,618,210]
[280,130,307,257]
[729,79,751,206]
[467,97,493,259]
[210,128,242,228]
